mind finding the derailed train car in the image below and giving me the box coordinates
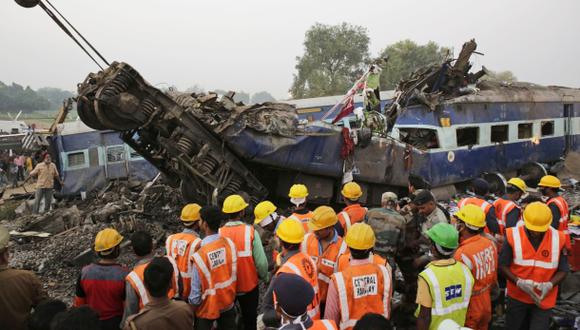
[72,41,580,205]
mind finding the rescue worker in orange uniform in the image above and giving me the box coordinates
[189,206,238,330]
[274,272,338,330]
[165,204,202,299]
[457,178,501,235]
[288,184,315,232]
[336,182,368,237]
[538,175,571,249]
[452,205,498,330]
[263,218,321,328]
[325,223,393,330]
[220,194,268,330]
[123,231,181,326]
[301,206,348,310]
[500,202,569,330]
[493,177,527,231]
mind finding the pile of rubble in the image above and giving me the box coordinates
[2,180,184,301]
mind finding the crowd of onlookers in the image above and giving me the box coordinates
[0,147,49,189]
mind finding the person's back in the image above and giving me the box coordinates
[0,226,47,330]
[365,204,405,262]
[27,299,67,330]
[75,228,128,330]
[125,257,193,330]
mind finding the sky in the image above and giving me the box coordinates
[1,0,579,100]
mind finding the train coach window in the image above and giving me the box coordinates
[399,128,440,150]
[491,125,509,143]
[456,127,479,146]
[541,121,554,136]
[67,152,86,168]
[518,123,533,139]
[106,146,126,163]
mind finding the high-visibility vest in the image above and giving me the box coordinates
[126,256,181,309]
[310,319,338,329]
[417,261,474,330]
[454,235,497,295]
[191,236,237,320]
[338,205,368,235]
[493,198,519,234]
[165,232,201,298]
[219,223,258,293]
[332,262,393,330]
[505,226,565,309]
[289,211,314,233]
[300,233,348,303]
[547,196,571,249]
[276,252,321,319]
[335,252,387,272]
[458,197,495,235]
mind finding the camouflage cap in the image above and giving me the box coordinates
[0,226,9,250]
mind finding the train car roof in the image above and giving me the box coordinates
[449,81,580,104]
[56,120,95,135]
[284,91,395,109]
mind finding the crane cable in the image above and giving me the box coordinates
[36,0,109,70]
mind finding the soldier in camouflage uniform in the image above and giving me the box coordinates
[364,192,406,270]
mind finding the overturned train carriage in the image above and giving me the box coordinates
[76,62,580,205]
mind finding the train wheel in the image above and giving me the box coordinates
[482,172,508,196]
[518,162,547,188]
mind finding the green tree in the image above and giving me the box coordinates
[250,91,275,104]
[36,87,75,110]
[290,23,370,99]
[379,40,450,90]
[480,69,517,83]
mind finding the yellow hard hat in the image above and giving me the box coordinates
[507,177,527,193]
[538,175,561,189]
[288,184,309,199]
[254,201,277,224]
[309,206,338,231]
[181,203,202,222]
[454,204,486,229]
[341,182,363,200]
[94,228,123,252]
[523,202,552,232]
[276,218,305,244]
[222,194,248,214]
[345,223,375,250]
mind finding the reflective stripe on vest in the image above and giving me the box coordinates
[193,237,238,300]
[181,238,201,279]
[318,319,336,330]
[422,263,473,316]
[512,226,559,269]
[334,264,392,330]
[340,211,352,230]
[166,256,180,298]
[549,197,570,233]
[458,198,491,214]
[127,271,149,306]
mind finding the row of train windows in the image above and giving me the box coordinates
[66,146,140,168]
[400,120,555,149]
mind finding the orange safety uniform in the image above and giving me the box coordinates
[337,204,367,235]
[126,256,181,309]
[458,197,495,235]
[335,253,387,272]
[219,223,258,293]
[454,235,498,330]
[191,237,237,320]
[547,196,571,249]
[300,233,348,303]
[505,226,565,309]
[289,211,314,233]
[165,231,201,298]
[310,319,338,329]
[331,262,392,330]
[493,198,519,234]
[276,252,321,319]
